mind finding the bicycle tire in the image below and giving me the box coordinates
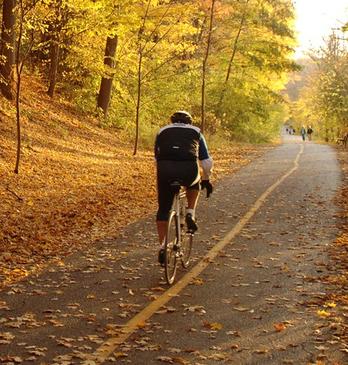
[180,231,193,268]
[164,210,179,285]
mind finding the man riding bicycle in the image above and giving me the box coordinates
[154,111,213,265]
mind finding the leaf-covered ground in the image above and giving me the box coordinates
[0,77,267,288]
[326,148,348,347]
[0,78,347,364]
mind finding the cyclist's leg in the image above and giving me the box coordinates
[156,187,175,265]
[156,161,176,245]
[183,161,200,210]
[185,184,200,232]
[186,187,199,210]
[156,184,175,245]
[184,162,200,232]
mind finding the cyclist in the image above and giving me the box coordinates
[154,111,213,265]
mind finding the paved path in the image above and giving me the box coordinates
[1,136,346,365]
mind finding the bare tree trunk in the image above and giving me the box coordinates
[47,39,59,97]
[97,35,118,115]
[0,0,16,100]
[201,0,216,132]
[133,0,151,156]
[218,0,249,110]
[47,40,59,97]
[47,0,62,98]
[14,1,24,174]
[133,51,142,156]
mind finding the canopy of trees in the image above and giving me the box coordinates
[288,28,348,142]
[0,0,299,150]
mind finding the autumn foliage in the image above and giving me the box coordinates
[0,76,262,287]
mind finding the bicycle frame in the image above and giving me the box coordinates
[173,188,186,246]
[164,184,193,285]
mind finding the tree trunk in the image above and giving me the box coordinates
[218,0,248,111]
[201,0,216,132]
[133,0,151,155]
[97,35,118,115]
[47,0,62,98]
[133,51,142,156]
[47,40,59,97]
[14,1,24,174]
[0,0,16,100]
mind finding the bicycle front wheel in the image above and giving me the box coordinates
[181,231,193,268]
[164,210,179,285]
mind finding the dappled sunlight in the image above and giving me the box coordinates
[0,77,262,289]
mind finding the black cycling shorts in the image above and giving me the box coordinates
[156,160,200,221]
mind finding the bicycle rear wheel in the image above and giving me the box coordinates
[181,231,193,268]
[164,210,179,284]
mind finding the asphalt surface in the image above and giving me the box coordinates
[1,134,346,365]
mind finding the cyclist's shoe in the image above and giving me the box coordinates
[186,213,198,233]
[158,248,165,266]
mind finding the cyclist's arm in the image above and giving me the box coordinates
[154,133,159,161]
[198,134,213,180]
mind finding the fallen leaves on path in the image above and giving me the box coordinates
[0,77,265,288]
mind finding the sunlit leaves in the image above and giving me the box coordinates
[291,33,348,140]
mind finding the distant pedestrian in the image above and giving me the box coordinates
[300,126,306,141]
[307,126,313,141]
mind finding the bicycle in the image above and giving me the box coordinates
[164,181,194,285]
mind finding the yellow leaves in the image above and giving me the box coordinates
[203,321,223,331]
[114,352,128,359]
[190,277,204,285]
[317,310,331,318]
[136,322,147,329]
[0,332,15,345]
[334,234,348,247]
[2,268,29,284]
[273,322,287,332]
[324,301,337,308]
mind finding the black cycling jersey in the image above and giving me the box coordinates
[155,123,210,161]
[154,122,212,221]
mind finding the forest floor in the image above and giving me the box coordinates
[0,77,269,288]
[329,148,348,338]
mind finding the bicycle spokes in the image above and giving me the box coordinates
[163,190,194,285]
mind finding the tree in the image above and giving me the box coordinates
[130,0,200,154]
[218,0,249,110]
[0,0,16,100]
[97,35,118,115]
[290,31,348,141]
[4,0,299,148]
[14,0,46,173]
[201,0,216,132]
[47,0,63,97]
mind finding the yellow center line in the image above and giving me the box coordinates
[82,144,304,364]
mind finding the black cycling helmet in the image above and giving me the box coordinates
[170,110,193,124]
